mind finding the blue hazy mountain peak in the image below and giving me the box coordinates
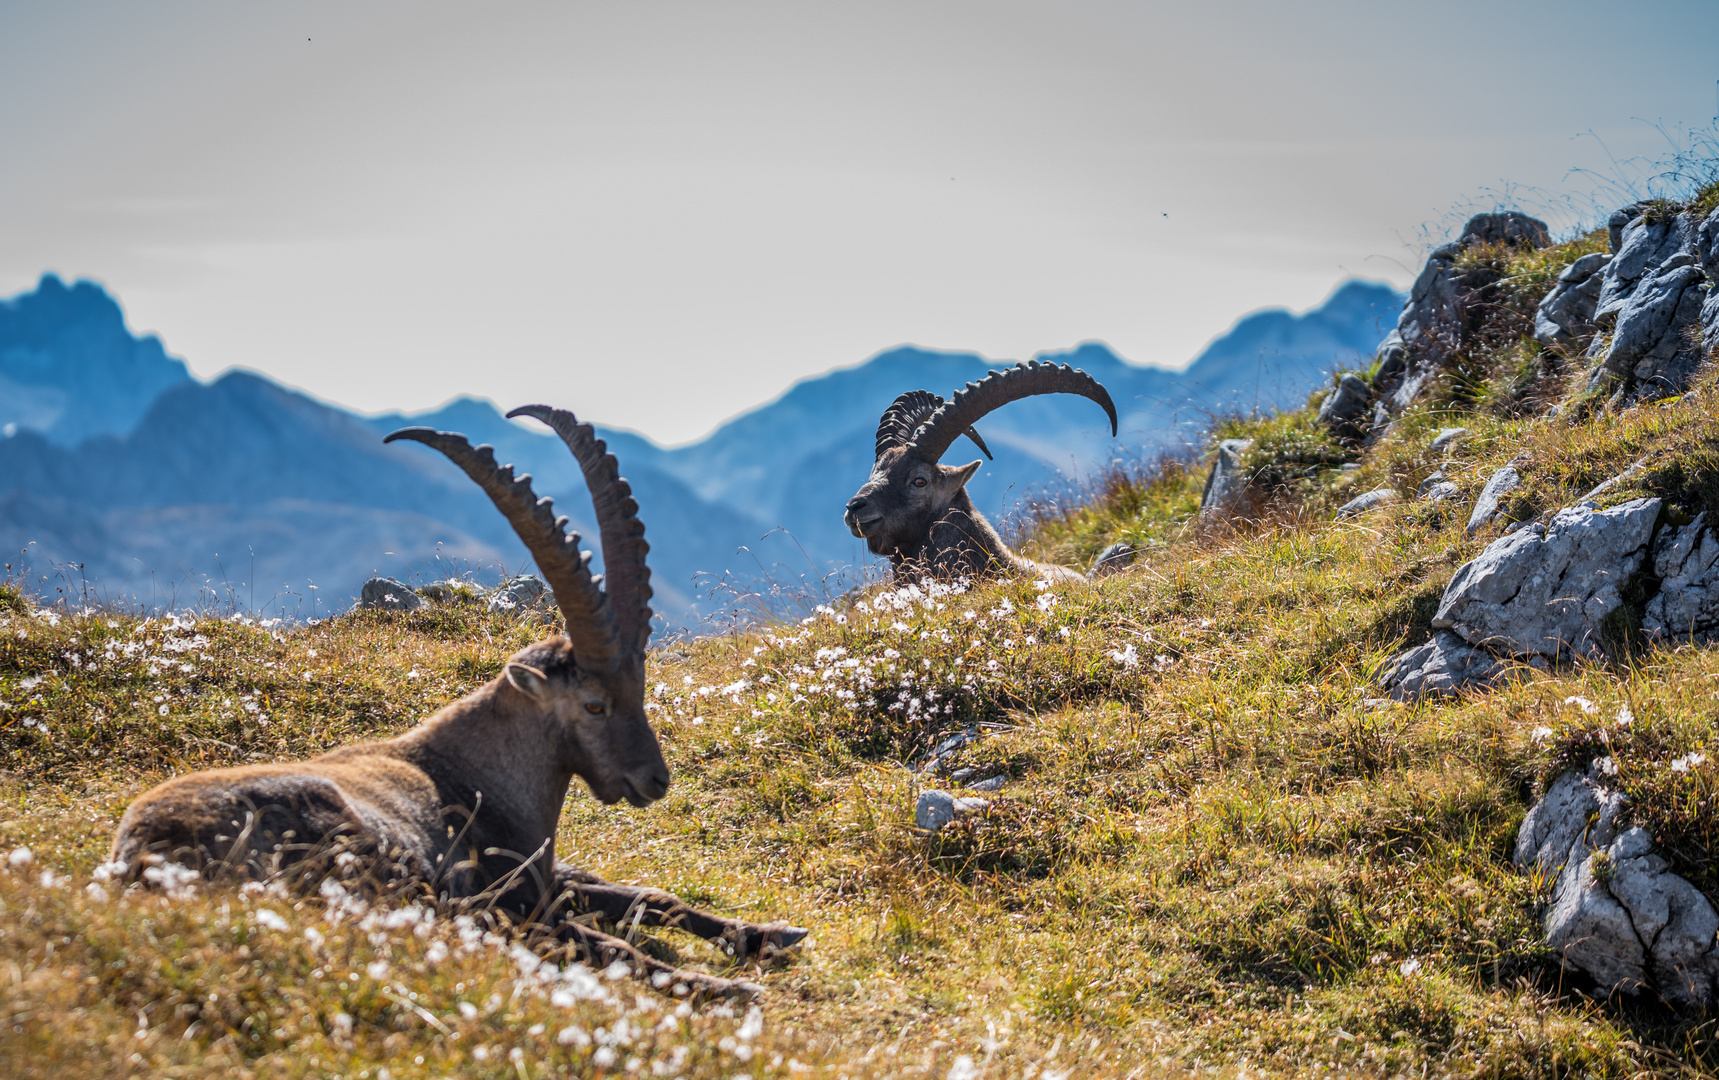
[0,273,193,446]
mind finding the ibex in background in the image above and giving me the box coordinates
[844,361,1118,583]
[112,405,805,997]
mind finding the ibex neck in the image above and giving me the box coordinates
[394,681,572,856]
[893,489,1021,578]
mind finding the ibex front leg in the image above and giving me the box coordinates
[548,865,809,960]
[544,916,766,999]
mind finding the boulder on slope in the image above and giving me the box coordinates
[1433,497,1660,659]
[1643,512,1719,642]
[1199,439,1254,519]
[1515,767,1719,1004]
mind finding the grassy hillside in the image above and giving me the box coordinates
[6,207,1719,1077]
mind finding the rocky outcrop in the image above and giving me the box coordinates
[1435,497,1659,659]
[1372,213,1553,414]
[915,789,990,832]
[359,577,424,611]
[1335,488,1398,519]
[1465,463,1523,536]
[1200,438,1254,518]
[1585,206,1719,403]
[1515,767,1719,1005]
[1316,372,1372,441]
[487,573,554,612]
[1429,427,1468,453]
[1379,496,1661,699]
[1643,512,1719,641]
[1418,472,1459,503]
[1533,252,1611,350]
[1377,630,1504,701]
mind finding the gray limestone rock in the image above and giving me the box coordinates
[1089,542,1136,578]
[359,577,424,612]
[1200,438,1254,519]
[1516,769,1719,1004]
[1595,211,1698,323]
[1534,252,1612,350]
[1435,497,1661,659]
[1374,213,1553,415]
[1462,211,1552,249]
[487,573,555,613]
[1316,372,1372,440]
[1546,842,1650,995]
[1421,479,1460,503]
[1643,512,1719,641]
[1371,331,1409,396]
[1515,770,1605,874]
[1699,206,1719,351]
[1593,255,1708,401]
[1464,464,1523,536]
[914,789,990,832]
[1429,427,1469,453]
[1335,488,1399,519]
[1384,243,1467,411]
[1608,204,1648,254]
[1376,630,1504,701]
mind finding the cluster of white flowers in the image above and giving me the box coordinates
[1670,751,1708,774]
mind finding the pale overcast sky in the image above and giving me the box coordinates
[2,1,1715,444]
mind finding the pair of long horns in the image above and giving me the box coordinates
[384,406,651,670]
[874,361,1119,463]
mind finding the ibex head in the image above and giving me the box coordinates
[844,362,1118,560]
[385,405,668,808]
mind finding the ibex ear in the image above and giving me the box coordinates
[504,662,550,701]
[937,459,982,496]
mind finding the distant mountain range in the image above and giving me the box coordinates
[0,273,1401,628]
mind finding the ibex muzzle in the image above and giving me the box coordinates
[847,362,1118,582]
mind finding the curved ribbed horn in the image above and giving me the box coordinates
[506,405,653,655]
[874,390,992,462]
[383,427,622,670]
[906,361,1118,463]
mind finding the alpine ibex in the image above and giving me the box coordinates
[844,361,1118,583]
[111,405,805,996]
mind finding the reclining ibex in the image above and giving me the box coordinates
[111,405,804,996]
[844,361,1118,583]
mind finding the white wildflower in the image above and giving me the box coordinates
[1530,726,1554,745]
[1108,643,1139,668]
[1671,752,1708,773]
[1562,696,1598,715]
[254,908,289,931]
[1399,958,1421,977]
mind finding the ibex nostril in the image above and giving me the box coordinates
[846,497,868,513]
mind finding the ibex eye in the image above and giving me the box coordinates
[584,702,604,715]
[912,478,928,488]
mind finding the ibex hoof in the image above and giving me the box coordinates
[768,925,810,950]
